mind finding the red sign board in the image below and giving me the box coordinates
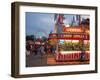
[63,27,83,33]
[49,33,89,40]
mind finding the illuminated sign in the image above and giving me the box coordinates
[49,33,89,40]
[49,26,90,40]
[59,34,89,40]
[63,27,83,33]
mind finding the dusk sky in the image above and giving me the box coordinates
[26,12,89,38]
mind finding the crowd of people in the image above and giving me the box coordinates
[26,42,56,56]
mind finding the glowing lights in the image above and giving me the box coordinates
[63,27,82,33]
[49,33,89,40]
[49,27,89,40]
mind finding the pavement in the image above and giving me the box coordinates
[26,53,89,67]
[26,53,47,67]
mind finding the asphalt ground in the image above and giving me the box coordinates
[26,53,89,67]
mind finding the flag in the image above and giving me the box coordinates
[76,15,81,25]
[54,14,58,21]
[58,14,64,24]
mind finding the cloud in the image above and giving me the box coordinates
[26,12,55,37]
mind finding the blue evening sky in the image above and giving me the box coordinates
[26,12,89,38]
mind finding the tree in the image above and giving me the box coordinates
[42,36,47,42]
[26,35,31,41]
[30,35,36,41]
[26,35,36,41]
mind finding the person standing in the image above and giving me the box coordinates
[26,43,31,56]
[40,45,45,56]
